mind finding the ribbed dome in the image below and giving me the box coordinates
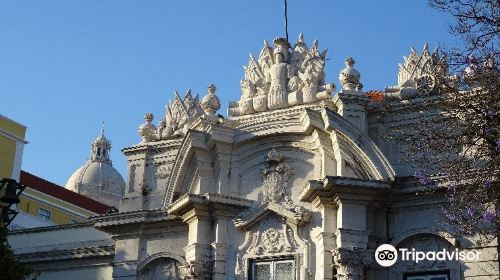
[65,128,125,208]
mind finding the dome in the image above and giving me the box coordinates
[65,128,125,208]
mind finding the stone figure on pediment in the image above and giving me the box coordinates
[267,38,292,110]
[228,33,336,116]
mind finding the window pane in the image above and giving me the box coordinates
[38,208,51,220]
[275,261,294,280]
[430,276,448,280]
[254,263,271,280]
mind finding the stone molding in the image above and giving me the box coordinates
[15,244,115,263]
[233,201,310,230]
[92,209,182,235]
[390,228,457,248]
[8,221,93,235]
[167,193,252,218]
[299,176,390,203]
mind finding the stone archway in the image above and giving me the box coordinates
[138,257,182,280]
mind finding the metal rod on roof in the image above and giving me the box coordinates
[284,0,289,42]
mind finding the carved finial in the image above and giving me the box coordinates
[320,48,328,59]
[423,43,429,52]
[208,84,216,94]
[201,84,221,115]
[173,90,181,101]
[312,39,318,49]
[184,89,193,99]
[138,113,157,143]
[339,57,361,92]
[144,112,154,122]
[298,32,304,43]
[264,39,269,47]
[101,121,105,136]
[345,57,355,67]
[91,125,111,163]
[433,46,439,55]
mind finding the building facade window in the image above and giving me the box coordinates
[250,259,295,280]
[37,208,51,220]
[406,273,449,280]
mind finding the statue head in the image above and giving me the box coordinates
[273,37,290,62]
[274,49,285,64]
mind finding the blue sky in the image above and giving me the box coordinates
[0,1,456,186]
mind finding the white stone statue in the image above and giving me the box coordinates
[267,38,291,110]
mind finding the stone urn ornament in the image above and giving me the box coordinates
[201,84,221,115]
[339,57,361,92]
[138,113,157,143]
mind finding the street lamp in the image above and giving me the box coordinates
[0,178,26,227]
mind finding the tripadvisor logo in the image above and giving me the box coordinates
[375,244,398,267]
[374,244,481,267]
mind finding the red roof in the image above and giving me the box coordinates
[19,170,113,215]
[365,90,385,101]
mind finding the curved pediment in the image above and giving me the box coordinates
[160,104,394,209]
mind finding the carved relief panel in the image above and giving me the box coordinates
[234,148,312,280]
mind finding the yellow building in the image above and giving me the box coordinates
[10,171,114,229]
[0,114,27,181]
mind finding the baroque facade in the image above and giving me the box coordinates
[8,34,499,280]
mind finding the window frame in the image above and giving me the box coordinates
[37,208,51,221]
[404,270,450,280]
[249,257,296,280]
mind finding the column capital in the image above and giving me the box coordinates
[332,247,373,280]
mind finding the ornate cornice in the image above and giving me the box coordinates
[167,193,252,218]
[15,244,114,263]
[299,176,390,203]
[122,138,183,156]
[92,209,179,230]
[8,222,93,235]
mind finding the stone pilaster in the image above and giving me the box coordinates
[332,247,373,280]
[211,242,229,280]
[182,207,212,263]
[312,197,337,280]
[168,193,251,280]
[333,93,370,133]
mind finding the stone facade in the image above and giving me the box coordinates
[8,34,498,280]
